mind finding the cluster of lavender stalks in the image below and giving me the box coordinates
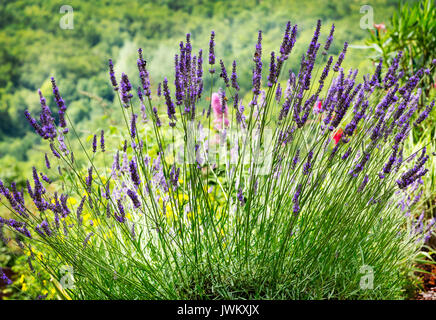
[0,19,435,299]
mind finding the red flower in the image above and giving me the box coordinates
[333,128,343,145]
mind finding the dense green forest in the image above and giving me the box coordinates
[0,0,412,183]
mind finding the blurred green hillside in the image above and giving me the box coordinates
[0,0,412,184]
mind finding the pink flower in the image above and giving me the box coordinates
[211,92,229,129]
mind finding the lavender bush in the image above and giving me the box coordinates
[1,20,435,299]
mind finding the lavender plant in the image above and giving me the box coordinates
[1,20,435,299]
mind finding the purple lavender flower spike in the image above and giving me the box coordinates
[380,147,398,178]
[76,195,86,224]
[197,49,204,98]
[252,30,263,96]
[92,134,97,153]
[275,84,282,103]
[369,58,383,88]
[163,77,176,126]
[319,56,333,89]
[130,113,138,139]
[357,175,369,192]
[0,267,12,286]
[44,153,51,169]
[157,82,162,97]
[24,110,44,138]
[60,193,71,218]
[237,188,245,206]
[127,189,141,208]
[414,100,434,126]
[302,151,313,175]
[267,52,277,87]
[293,184,302,214]
[397,149,430,189]
[279,21,292,57]
[323,24,335,54]
[86,166,93,194]
[39,220,52,237]
[9,183,24,208]
[100,130,105,152]
[51,77,68,132]
[342,147,352,160]
[115,200,126,223]
[106,202,111,218]
[0,180,28,218]
[151,106,161,127]
[230,60,240,91]
[277,23,297,75]
[306,19,321,58]
[50,143,61,159]
[383,51,403,89]
[129,158,141,187]
[333,42,348,72]
[349,152,371,177]
[40,173,51,184]
[38,90,57,140]
[137,48,151,97]
[208,31,216,73]
[108,59,118,91]
[32,167,46,198]
[219,59,230,87]
[174,54,184,107]
[83,232,94,248]
[291,149,300,170]
[120,73,133,107]
[169,165,180,189]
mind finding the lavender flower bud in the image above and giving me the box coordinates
[0,268,12,286]
[414,101,434,126]
[293,184,302,214]
[302,151,313,175]
[130,113,138,139]
[92,134,97,153]
[323,24,335,54]
[44,153,51,169]
[129,159,141,187]
[76,196,86,224]
[219,59,230,87]
[333,42,348,72]
[120,73,133,107]
[267,51,277,87]
[208,31,216,69]
[163,78,176,126]
[237,188,245,206]
[115,200,126,223]
[357,175,369,192]
[127,189,141,208]
[100,130,105,152]
[108,59,118,91]
[86,166,93,194]
[231,60,240,91]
